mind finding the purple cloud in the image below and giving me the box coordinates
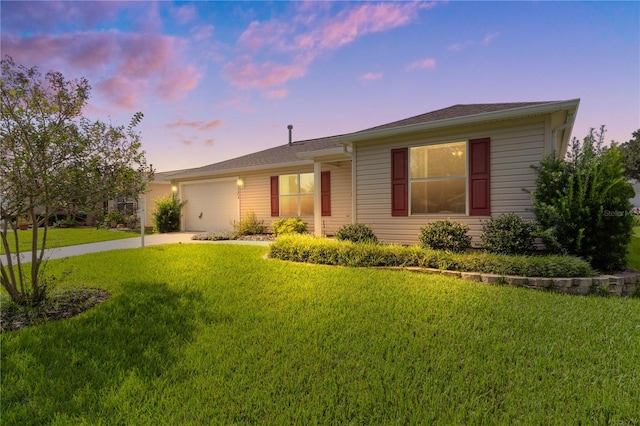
[223,1,437,96]
[2,30,202,110]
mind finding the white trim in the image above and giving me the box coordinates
[352,147,357,225]
[172,160,312,182]
[313,162,322,237]
[297,147,351,162]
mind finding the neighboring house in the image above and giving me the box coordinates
[165,99,579,245]
[630,181,640,212]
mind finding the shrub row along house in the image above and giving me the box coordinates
[150,99,579,246]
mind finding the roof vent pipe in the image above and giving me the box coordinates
[287,124,293,146]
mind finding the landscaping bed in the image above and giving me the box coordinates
[268,235,640,297]
[269,235,595,277]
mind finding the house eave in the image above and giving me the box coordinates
[332,99,581,145]
[296,147,351,162]
[169,159,313,183]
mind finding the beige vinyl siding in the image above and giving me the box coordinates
[143,183,173,228]
[231,161,351,235]
[319,162,352,236]
[354,116,547,245]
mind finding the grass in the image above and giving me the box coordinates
[0,228,150,254]
[628,226,640,269]
[2,244,639,424]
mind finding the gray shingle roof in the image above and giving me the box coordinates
[165,101,563,180]
[357,102,556,133]
[170,136,339,179]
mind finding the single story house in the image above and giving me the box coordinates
[161,99,580,245]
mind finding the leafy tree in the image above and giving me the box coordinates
[618,129,640,183]
[530,126,634,271]
[0,56,153,306]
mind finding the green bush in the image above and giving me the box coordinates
[271,217,307,236]
[153,194,185,233]
[530,126,635,271]
[233,210,266,236]
[335,223,378,244]
[268,235,594,278]
[481,213,537,255]
[418,219,471,252]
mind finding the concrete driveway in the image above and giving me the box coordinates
[1,232,270,265]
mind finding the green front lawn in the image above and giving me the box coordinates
[2,244,639,424]
[0,228,150,255]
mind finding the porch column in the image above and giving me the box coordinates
[314,161,322,237]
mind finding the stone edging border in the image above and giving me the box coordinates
[403,267,640,297]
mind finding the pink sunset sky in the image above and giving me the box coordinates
[2,1,639,172]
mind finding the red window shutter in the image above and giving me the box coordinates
[270,176,279,217]
[391,148,409,216]
[321,171,331,216]
[469,138,491,216]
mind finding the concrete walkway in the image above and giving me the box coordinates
[1,232,270,265]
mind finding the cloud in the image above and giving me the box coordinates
[447,32,500,53]
[238,20,289,51]
[1,1,121,33]
[358,72,383,82]
[96,76,140,110]
[407,58,437,70]
[191,25,215,41]
[224,1,436,96]
[167,118,223,131]
[483,32,500,45]
[1,30,202,109]
[317,2,421,50]
[174,4,197,25]
[223,58,308,90]
[447,40,474,52]
[266,89,289,99]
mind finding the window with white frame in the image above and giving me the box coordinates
[410,141,467,214]
[279,173,314,215]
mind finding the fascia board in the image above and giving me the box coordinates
[296,147,351,161]
[332,99,581,145]
[169,159,313,182]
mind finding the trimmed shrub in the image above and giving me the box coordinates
[272,217,307,236]
[481,213,537,255]
[153,194,185,233]
[268,235,594,278]
[233,210,266,236]
[335,223,378,244]
[418,219,471,253]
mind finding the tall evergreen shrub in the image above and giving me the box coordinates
[153,193,185,233]
[530,126,635,271]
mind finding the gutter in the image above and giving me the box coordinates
[169,159,313,183]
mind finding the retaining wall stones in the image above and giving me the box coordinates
[405,268,640,297]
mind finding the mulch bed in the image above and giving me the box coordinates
[0,288,109,333]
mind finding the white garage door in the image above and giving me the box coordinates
[182,180,239,232]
